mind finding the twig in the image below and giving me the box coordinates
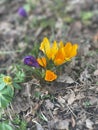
[66,104,77,118]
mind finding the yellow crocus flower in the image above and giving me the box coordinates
[64,42,78,61]
[40,37,78,66]
[40,37,50,54]
[40,37,58,60]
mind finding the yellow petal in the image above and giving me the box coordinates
[37,57,47,68]
[3,76,12,85]
[70,44,78,57]
[50,41,58,59]
[45,70,57,81]
[54,42,78,65]
[59,41,64,48]
[40,37,50,54]
[64,42,78,60]
[64,42,72,55]
[40,38,59,59]
[54,59,65,66]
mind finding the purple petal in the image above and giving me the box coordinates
[18,7,27,17]
[24,56,39,68]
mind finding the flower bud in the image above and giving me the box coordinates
[24,56,39,68]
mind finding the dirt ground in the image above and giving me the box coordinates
[0,0,98,129]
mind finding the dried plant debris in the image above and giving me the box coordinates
[0,0,98,130]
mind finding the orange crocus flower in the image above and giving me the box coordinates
[45,70,57,81]
[54,42,78,65]
[53,47,65,65]
[37,57,47,68]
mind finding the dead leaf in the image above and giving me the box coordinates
[68,91,75,105]
[33,120,44,130]
[45,99,54,110]
[71,116,76,128]
[78,43,91,56]
[58,96,65,104]
[86,119,94,129]
[55,18,63,29]
[94,70,98,76]
[79,69,90,83]
[89,96,98,105]
[92,33,98,48]
[36,123,44,130]
[54,119,70,130]
[75,93,85,100]
[49,119,70,130]
[57,96,65,108]
[53,108,59,115]
[57,74,74,84]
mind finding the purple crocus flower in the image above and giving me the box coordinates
[24,56,39,68]
[18,7,27,17]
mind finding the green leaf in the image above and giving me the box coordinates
[0,86,14,108]
[0,83,6,90]
[38,112,48,122]
[40,18,55,28]
[13,83,21,89]
[81,11,93,21]
[31,43,40,58]
[2,86,14,97]
[0,74,4,78]
[34,91,41,99]
[63,16,74,23]
[24,4,31,12]
[12,115,27,130]
[0,74,4,82]
[0,78,3,82]
[0,97,9,108]
[0,122,13,130]
[96,82,98,85]
[19,120,27,130]
[14,70,25,83]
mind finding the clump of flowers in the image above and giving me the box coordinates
[24,37,78,82]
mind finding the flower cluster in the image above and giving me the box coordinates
[24,37,78,82]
